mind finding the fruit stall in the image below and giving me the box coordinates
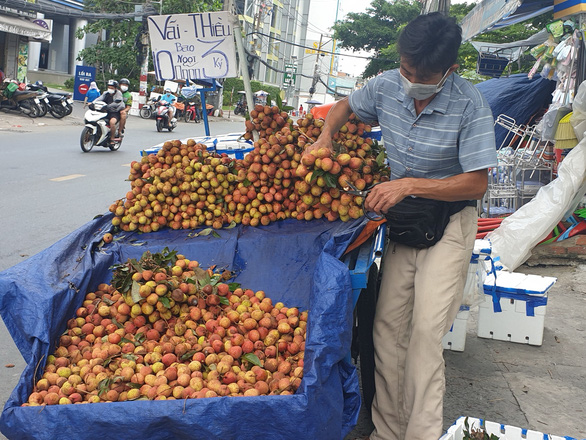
[0,104,388,439]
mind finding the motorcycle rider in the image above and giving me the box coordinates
[95,79,125,145]
[119,78,132,136]
[159,88,177,122]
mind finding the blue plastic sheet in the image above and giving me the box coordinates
[0,214,368,440]
[476,73,556,148]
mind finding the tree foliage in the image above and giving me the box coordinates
[332,0,420,78]
[332,0,552,79]
[76,0,222,90]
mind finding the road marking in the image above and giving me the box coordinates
[50,174,85,182]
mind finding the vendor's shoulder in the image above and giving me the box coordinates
[451,74,489,106]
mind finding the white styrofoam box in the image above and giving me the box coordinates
[442,306,469,352]
[478,271,556,346]
[440,416,578,440]
[477,294,546,345]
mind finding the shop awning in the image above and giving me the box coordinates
[470,29,550,62]
[0,14,52,42]
[461,0,554,41]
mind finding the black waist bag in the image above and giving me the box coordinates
[385,197,469,248]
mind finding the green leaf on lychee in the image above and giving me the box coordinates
[135,333,146,344]
[311,169,325,183]
[376,150,385,167]
[112,317,124,329]
[242,353,262,367]
[131,281,141,304]
[127,382,141,389]
[325,172,337,188]
[219,296,229,305]
[122,354,137,361]
[120,338,133,345]
[159,297,171,308]
[228,282,241,292]
[242,178,252,187]
[224,221,237,229]
[211,231,221,238]
[180,350,197,361]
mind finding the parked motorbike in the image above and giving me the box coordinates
[80,100,123,152]
[140,96,158,119]
[155,101,177,132]
[233,99,247,116]
[0,87,42,117]
[27,82,72,119]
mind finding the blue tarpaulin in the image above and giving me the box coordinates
[476,73,556,149]
[0,214,368,440]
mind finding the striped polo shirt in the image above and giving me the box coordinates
[349,69,497,180]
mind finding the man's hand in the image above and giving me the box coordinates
[303,137,332,158]
[364,180,412,215]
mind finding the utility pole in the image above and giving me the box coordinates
[309,34,323,99]
[232,4,258,140]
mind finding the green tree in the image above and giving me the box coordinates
[332,0,421,78]
[76,0,221,90]
[332,0,552,80]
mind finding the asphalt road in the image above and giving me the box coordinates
[0,106,245,436]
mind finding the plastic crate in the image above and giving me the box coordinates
[477,272,556,346]
[441,416,582,440]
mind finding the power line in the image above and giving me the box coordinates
[247,31,375,60]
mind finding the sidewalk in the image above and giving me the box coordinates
[346,235,586,439]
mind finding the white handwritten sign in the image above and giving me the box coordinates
[147,12,237,81]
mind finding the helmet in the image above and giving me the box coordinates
[164,88,172,93]
[107,79,118,88]
[119,78,130,86]
[34,80,43,87]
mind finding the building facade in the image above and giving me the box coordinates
[0,0,93,85]
[236,0,358,110]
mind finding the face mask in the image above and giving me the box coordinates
[120,86,128,92]
[107,88,115,94]
[400,70,451,101]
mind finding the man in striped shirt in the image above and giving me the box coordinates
[306,13,497,440]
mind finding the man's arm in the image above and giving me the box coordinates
[365,170,488,215]
[303,97,353,156]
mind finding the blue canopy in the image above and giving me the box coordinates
[0,215,368,439]
[476,73,556,149]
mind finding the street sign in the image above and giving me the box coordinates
[283,63,296,87]
[73,65,95,101]
[147,11,238,81]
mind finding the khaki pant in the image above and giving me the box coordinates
[370,207,477,440]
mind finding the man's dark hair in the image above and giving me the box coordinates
[397,12,462,78]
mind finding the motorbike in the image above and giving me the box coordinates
[140,96,158,119]
[155,101,177,132]
[233,99,247,116]
[80,100,123,152]
[0,86,42,117]
[183,100,201,123]
[27,82,72,118]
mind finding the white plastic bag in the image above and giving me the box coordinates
[487,141,586,270]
